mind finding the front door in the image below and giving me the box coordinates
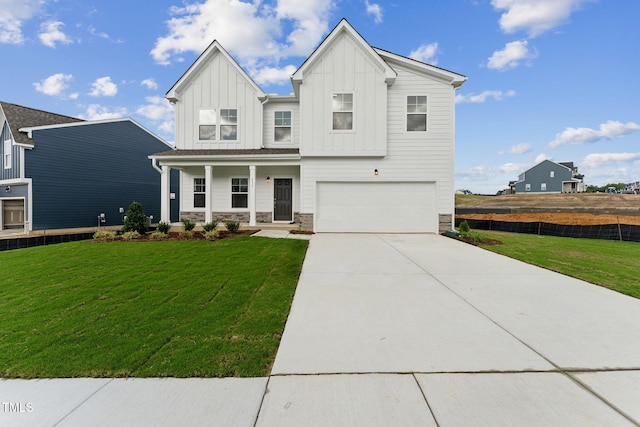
[274,179,292,221]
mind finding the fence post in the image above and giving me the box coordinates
[617,216,623,241]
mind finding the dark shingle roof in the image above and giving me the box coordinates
[151,148,300,157]
[0,101,84,146]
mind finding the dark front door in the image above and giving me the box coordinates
[274,179,292,221]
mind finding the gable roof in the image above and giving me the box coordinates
[373,48,467,88]
[165,40,266,102]
[0,101,83,147]
[291,19,397,95]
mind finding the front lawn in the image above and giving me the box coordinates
[0,237,308,378]
[476,231,639,299]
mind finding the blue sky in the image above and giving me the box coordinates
[1,0,638,193]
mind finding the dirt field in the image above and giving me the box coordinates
[456,193,640,226]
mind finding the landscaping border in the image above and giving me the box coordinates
[0,232,95,252]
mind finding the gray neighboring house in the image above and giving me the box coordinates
[514,160,585,194]
[0,101,179,232]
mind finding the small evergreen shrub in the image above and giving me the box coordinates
[224,221,240,233]
[149,231,167,240]
[179,230,194,240]
[121,231,141,241]
[204,229,219,241]
[202,220,218,232]
[459,220,471,235]
[93,230,117,241]
[157,221,171,234]
[123,201,148,234]
[181,218,196,231]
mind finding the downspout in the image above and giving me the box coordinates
[151,158,162,174]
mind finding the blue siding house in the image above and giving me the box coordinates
[0,102,179,232]
[514,160,585,194]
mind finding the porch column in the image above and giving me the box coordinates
[249,165,256,226]
[205,165,213,224]
[160,165,171,223]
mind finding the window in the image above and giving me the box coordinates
[274,111,292,142]
[541,183,547,191]
[199,110,216,140]
[525,184,531,192]
[220,109,237,140]
[4,139,11,169]
[407,96,427,131]
[231,178,248,208]
[332,93,353,130]
[550,171,555,178]
[194,178,205,208]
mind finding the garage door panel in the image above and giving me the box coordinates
[316,182,437,233]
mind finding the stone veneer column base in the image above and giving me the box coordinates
[439,214,452,233]
[296,213,314,231]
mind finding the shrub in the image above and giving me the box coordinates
[181,218,196,231]
[93,230,117,241]
[459,220,471,235]
[179,230,193,240]
[123,201,148,234]
[204,229,219,241]
[224,221,240,233]
[121,231,141,241]
[157,221,171,234]
[149,231,167,240]
[202,220,218,232]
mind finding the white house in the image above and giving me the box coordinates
[150,19,466,233]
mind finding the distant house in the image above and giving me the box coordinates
[514,160,585,194]
[0,101,180,232]
[150,19,467,233]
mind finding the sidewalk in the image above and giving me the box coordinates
[1,234,639,426]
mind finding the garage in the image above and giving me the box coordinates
[315,181,437,233]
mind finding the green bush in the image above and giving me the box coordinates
[204,229,219,241]
[459,220,471,235]
[181,218,196,231]
[93,230,117,241]
[179,230,193,240]
[202,220,218,232]
[224,221,240,233]
[149,231,167,240]
[123,201,148,234]
[121,231,141,241]
[157,221,171,234]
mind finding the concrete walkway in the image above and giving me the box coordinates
[2,234,639,426]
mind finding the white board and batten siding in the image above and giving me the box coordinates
[174,51,263,150]
[262,101,300,149]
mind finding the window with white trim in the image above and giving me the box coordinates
[407,96,427,131]
[541,183,547,191]
[4,139,11,169]
[550,171,554,178]
[194,178,205,208]
[220,109,237,140]
[332,93,353,130]
[199,110,216,141]
[274,111,292,142]
[525,184,531,191]
[231,178,248,208]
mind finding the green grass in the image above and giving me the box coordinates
[0,237,308,378]
[476,231,639,298]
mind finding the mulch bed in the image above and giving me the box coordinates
[441,233,503,246]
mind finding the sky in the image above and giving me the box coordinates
[1,0,638,194]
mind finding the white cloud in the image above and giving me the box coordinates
[491,0,592,37]
[409,42,439,65]
[136,96,174,137]
[89,76,118,97]
[140,78,158,90]
[365,0,383,24]
[498,162,525,173]
[456,89,516,104]
[487,40,537,71]
[498,142,531,155]
[535,153,552,163]
[252,64,297,86]
[33,73,73,97]
[549,120,640,148]
[0,0,43,44]
[38,21,73,48]
[582,152,640,168]
[78,104,128,120]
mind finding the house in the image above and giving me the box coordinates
[150,19,466,233]
[0,101,180,232]
[513,160,585,194]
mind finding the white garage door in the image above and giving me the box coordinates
[316,182,437,233]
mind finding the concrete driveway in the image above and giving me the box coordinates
[260,233,640,426]
[2,234,639,426]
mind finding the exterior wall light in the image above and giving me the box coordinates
[374,169,379,176]
[266,176,271,183]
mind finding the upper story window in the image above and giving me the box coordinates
[231,178,248,208]
[194,178,206,208]
[550,171,555,178]
[220,109,238,141]
[274,111,292,142]
[332,93,353,130]
[4,139,11,169]
[541,183,547,191]
[199,110,216,141]
[407,96,427,131]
